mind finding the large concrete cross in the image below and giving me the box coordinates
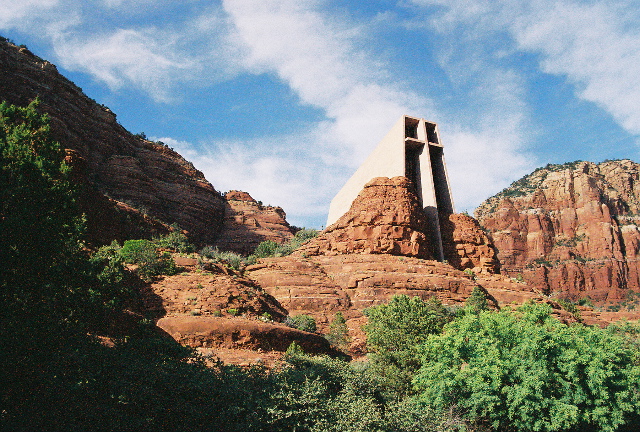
[327,115,455,261]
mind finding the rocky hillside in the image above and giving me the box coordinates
[0,38,227,245]
[213,190,295,255]
[476,160,640,304]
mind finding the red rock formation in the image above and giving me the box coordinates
[0,39,225,245]
[214,190,294,255]
[441,213,500,274]
[297,177,434,258]
[141,261,288,320]
[140,258,343,359]
[475,160,640,303]
[157,316,337,355]
[247,254,536,352]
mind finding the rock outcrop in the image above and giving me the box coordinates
[297,176,499,275]
[297,177,434,258]
[0,38,226,245]
[214,190,295,255]
[157,316,337,355]
[475,160,640,303]
[247,254,535,352]
[141,257,344,362]
[441,213,500,274]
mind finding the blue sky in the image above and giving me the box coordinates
[2,0,639,228]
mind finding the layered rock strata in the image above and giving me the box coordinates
[214,190,295,255]
[0,39,225,245]
[475,160,640,302]
[247,254,535,352]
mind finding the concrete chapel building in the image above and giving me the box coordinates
[327,115,455,261]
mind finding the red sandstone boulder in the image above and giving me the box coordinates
[297,177,433,258]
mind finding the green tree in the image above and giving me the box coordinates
[414,303,640,432]
[363,295,456,396]
[0,99,83,309]
[464,286,489,314]
[120,239,177,281]
[325,311,350,351]
[153,229,194,253]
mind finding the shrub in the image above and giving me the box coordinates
[414,303,640,431]
[284,341,305,358]
[253,240,279,258]
[250,228,319,259]
[556,298,581,319]
[120,239,177,281]
[285,314,317,333]
[153,230,193,253]
[325,311,350,351]
[227,308,239,316]
[199,246,248,270]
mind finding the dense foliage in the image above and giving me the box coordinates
[119,238,178,281]
[363,295,457,396]
[414,303,640,431]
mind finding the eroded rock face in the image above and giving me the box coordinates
[475,160,640,302]
[297,177,434,258]
[441,213,500,274]
[0,39,225,245]
[214,190,295,255]
[247,254,535,352]
[142,259,342,359]
[141,261,288,320]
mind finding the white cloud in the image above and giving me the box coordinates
[53,28,194,102]
[154,134,335,227]
[211,0,538,221]
[222,0,430,161]
[414,0,640,136]
[0,0,59,28]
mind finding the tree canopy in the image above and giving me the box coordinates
[414,303,640,431]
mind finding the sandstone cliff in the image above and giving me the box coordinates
[0,38,226,245]
[214,190,295,255]
[475,160,640,303]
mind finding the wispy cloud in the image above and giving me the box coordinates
[222,0,427,162]
[414,0,640,137]
[53,28,194,102]
[187,0,537,220]
[0,0,59,28]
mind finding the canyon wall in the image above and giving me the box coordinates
[0,38,226,245]
[475,160,640,302]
